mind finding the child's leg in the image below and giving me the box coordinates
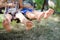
[2,14,12,32]
[24,10,44,22]
[26,11,36,20]
[33,10,45,21]
[15,11,33,30]
[44,8,54,19]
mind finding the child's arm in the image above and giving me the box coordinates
[19,0,24,9]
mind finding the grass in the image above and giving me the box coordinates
[0,13,60,40]
[0,14,4,28]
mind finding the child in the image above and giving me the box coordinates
[2,0,33,32]
[19,0,54,22]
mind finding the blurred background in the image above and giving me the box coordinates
[0,0,60,40]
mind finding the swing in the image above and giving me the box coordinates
[41,0,48,11]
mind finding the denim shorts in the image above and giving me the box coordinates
[21,8,33,15]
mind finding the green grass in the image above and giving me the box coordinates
[0,22,3,28]
[0,14,4,28]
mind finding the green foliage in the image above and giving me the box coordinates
[55,0,60,11]
[35,0,44,9]
[0,14,4,22]
[35,0,60,11]
[0,14,4,28]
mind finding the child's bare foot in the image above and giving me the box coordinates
[25,20,33,30]
[44,8,54,19]
[37,12,45,22]
[2,19,12,32]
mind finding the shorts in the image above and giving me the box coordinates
[5,8,17,15]
[21,8,33,15]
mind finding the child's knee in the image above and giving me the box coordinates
[21,11,35,19]
[26,12,35,19]
[30,15,35,19]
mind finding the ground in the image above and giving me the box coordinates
[0,13,60,40]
